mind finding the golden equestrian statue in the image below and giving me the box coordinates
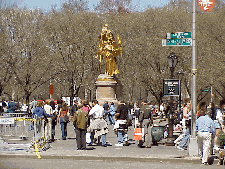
[96,24,122,76]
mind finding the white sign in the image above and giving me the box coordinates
[0,118,14,124]
[62,97,70,106]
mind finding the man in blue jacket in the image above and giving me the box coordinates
[196,104,215,165]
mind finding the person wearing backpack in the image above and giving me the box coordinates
[72,104,89,150]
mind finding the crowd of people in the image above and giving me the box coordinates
[174,100,225,165]
[1,97,225,165]
[0,98,155,148]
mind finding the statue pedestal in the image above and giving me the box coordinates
[95,74,118,106]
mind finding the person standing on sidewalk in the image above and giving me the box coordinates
[210,101,224,152]
[176,101,192,150]
[114,101,129,146]
[103,101,110,125]
[88,100,108,147]
[196,102,215,165]
[58,102,70,140]
[30,97,37,114]
[7,98,16,114]
[138,100,153,148]
[72,104,89,150]
[44,99,54,141]
[70,100,78,118]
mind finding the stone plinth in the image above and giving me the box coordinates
[95,74,118,106]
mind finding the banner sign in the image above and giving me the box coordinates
[0,117,15,124]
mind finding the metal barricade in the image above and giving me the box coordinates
[33,116,45,142]
[32,115,53,141]
[0,113,52,159]
[0,113,34,143]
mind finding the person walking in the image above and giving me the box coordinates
[109,102,115,125]
[138,100,153,148]
[72,104,89,150]
[32,101,52,140]
[58,102,70,140]
[196,102,215,165]
[114,101,129,146]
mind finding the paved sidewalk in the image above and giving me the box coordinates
[0,124,201,164]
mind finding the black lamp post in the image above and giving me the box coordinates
[177,71,184,109]
[166,52,178,145]
[167,52,178,79]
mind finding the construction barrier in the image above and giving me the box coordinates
[0,113,52,159]
[0,113,34,143]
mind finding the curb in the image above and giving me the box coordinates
[0,154,203,164]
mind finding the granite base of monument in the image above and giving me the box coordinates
[95,74,118,106]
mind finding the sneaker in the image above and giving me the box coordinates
[115,143,123,147]
[213,145,220,150]
[202,162,208,165]
[177,146,185,151]
[124,141,130,146]
[213,145,220,153]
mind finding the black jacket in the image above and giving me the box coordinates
[116,104,128,120]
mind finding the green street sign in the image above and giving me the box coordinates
[167,32,191,39]
[203,89,210,92]
[162,38,192,46]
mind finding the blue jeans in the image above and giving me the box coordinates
[179,128,190,149]
[60,118,67,140]
[117,130,128,144]
[109,114,115,125]
[104,111,110,125]
[101,134,106,145]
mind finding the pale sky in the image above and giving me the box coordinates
[5,0,171,11]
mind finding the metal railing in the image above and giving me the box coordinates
[0,113,34,143]
[0,113,51,143]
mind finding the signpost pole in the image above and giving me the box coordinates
[189,0,198,157]
[192,0,197,139]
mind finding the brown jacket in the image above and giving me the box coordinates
[72,108,88,129]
